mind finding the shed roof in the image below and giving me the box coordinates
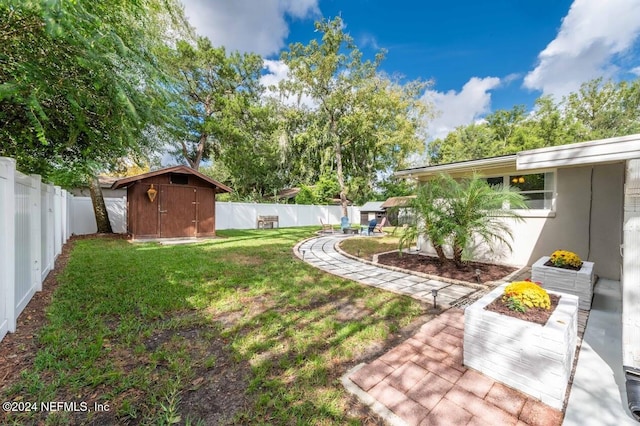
[111,165,232,193]
[381,195,416,208]
[359,201,385,212]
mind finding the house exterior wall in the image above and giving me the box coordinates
[418,163,625,280]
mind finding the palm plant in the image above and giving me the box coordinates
[400,173,527,267]
[399,180,453,263]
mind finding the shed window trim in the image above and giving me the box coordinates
[170,174,189,185]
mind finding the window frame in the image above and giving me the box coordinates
[484,169,557,217]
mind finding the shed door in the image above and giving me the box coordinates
[159,185,196,238]
[196,187,215,236]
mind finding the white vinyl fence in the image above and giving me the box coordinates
[70,196,127,234]
[67,199,362,232]
[0,157,71,342]
[215,202,361,230]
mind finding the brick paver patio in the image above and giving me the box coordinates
[346,309,564,426]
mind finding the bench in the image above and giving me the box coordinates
[257,215,279,229]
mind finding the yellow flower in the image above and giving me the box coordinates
[549,250,582,268]
[503,280,550,310]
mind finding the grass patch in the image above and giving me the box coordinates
[1,227,426,425]
[339,228,402,260]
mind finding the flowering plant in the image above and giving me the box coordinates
[549,250,582,269]
[502,280,550,311]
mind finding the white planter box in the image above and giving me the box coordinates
[531,256,595,310]
[464,284,579,410]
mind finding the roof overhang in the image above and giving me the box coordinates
[395,155,517,180]
[516,134,640,170]
[396,134,640,180]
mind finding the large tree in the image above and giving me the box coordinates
[280,17,431,217]
[0,0,189,232]
[565,77,640,139]
[164,37,266,171]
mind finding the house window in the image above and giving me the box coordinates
[486,172,555,210]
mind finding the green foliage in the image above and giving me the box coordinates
[428,77,640,165]
[377,177,417,200]
[163,37,268,175]
[400,174,527,266]
[294,185,318,205]
[315,174,340,202]
[504,296,527,313]
[0,0,188,181]
[280,17,432,215]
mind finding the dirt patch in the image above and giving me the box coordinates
[484,294,561,325]
[173,333,251,425]
[376,252,518,284]
[219,253,265,267]
[333,298,374,322]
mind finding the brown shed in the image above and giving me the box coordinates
[111,166,232,239]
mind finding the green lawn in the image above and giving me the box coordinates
[1,227,427,425]
[339,228,402,260]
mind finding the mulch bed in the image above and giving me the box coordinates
[484,294,561,325]
[376,251,518,284]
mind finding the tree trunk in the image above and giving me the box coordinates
[89,176,113,234]
[434,244,450,264]
[452,244,464,267]
[332,120,348,218]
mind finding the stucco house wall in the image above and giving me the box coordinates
[415,161,625,280]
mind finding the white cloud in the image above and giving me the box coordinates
[260,60,317,108]
[632,66,640,76]
[422,77,501,140]
[524,0,640,99]
[181,0,320,56]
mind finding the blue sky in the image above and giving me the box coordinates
[181,0,640,140]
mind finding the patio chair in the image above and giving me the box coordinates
[367,219,377,235]
[340,216,350,232]
[320,218,334,233]
[373,217,388,233]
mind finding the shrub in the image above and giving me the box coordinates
[502,280,550,310]
[549,250,583,269]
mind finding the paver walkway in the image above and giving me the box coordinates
[295,234,485,307]
[295,233,563,426]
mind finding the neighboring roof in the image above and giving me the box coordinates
[111,165,232,193]
[98,176,120,188]
[381,195,416,209]
[395,155,517,179]
[274,187,301,199]
[360,201,385,212]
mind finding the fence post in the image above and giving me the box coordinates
[53,186,62,257]
[0,157,17,334]
[30,174,42,292]
[61,189,68,243]
[42,183,55,281]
